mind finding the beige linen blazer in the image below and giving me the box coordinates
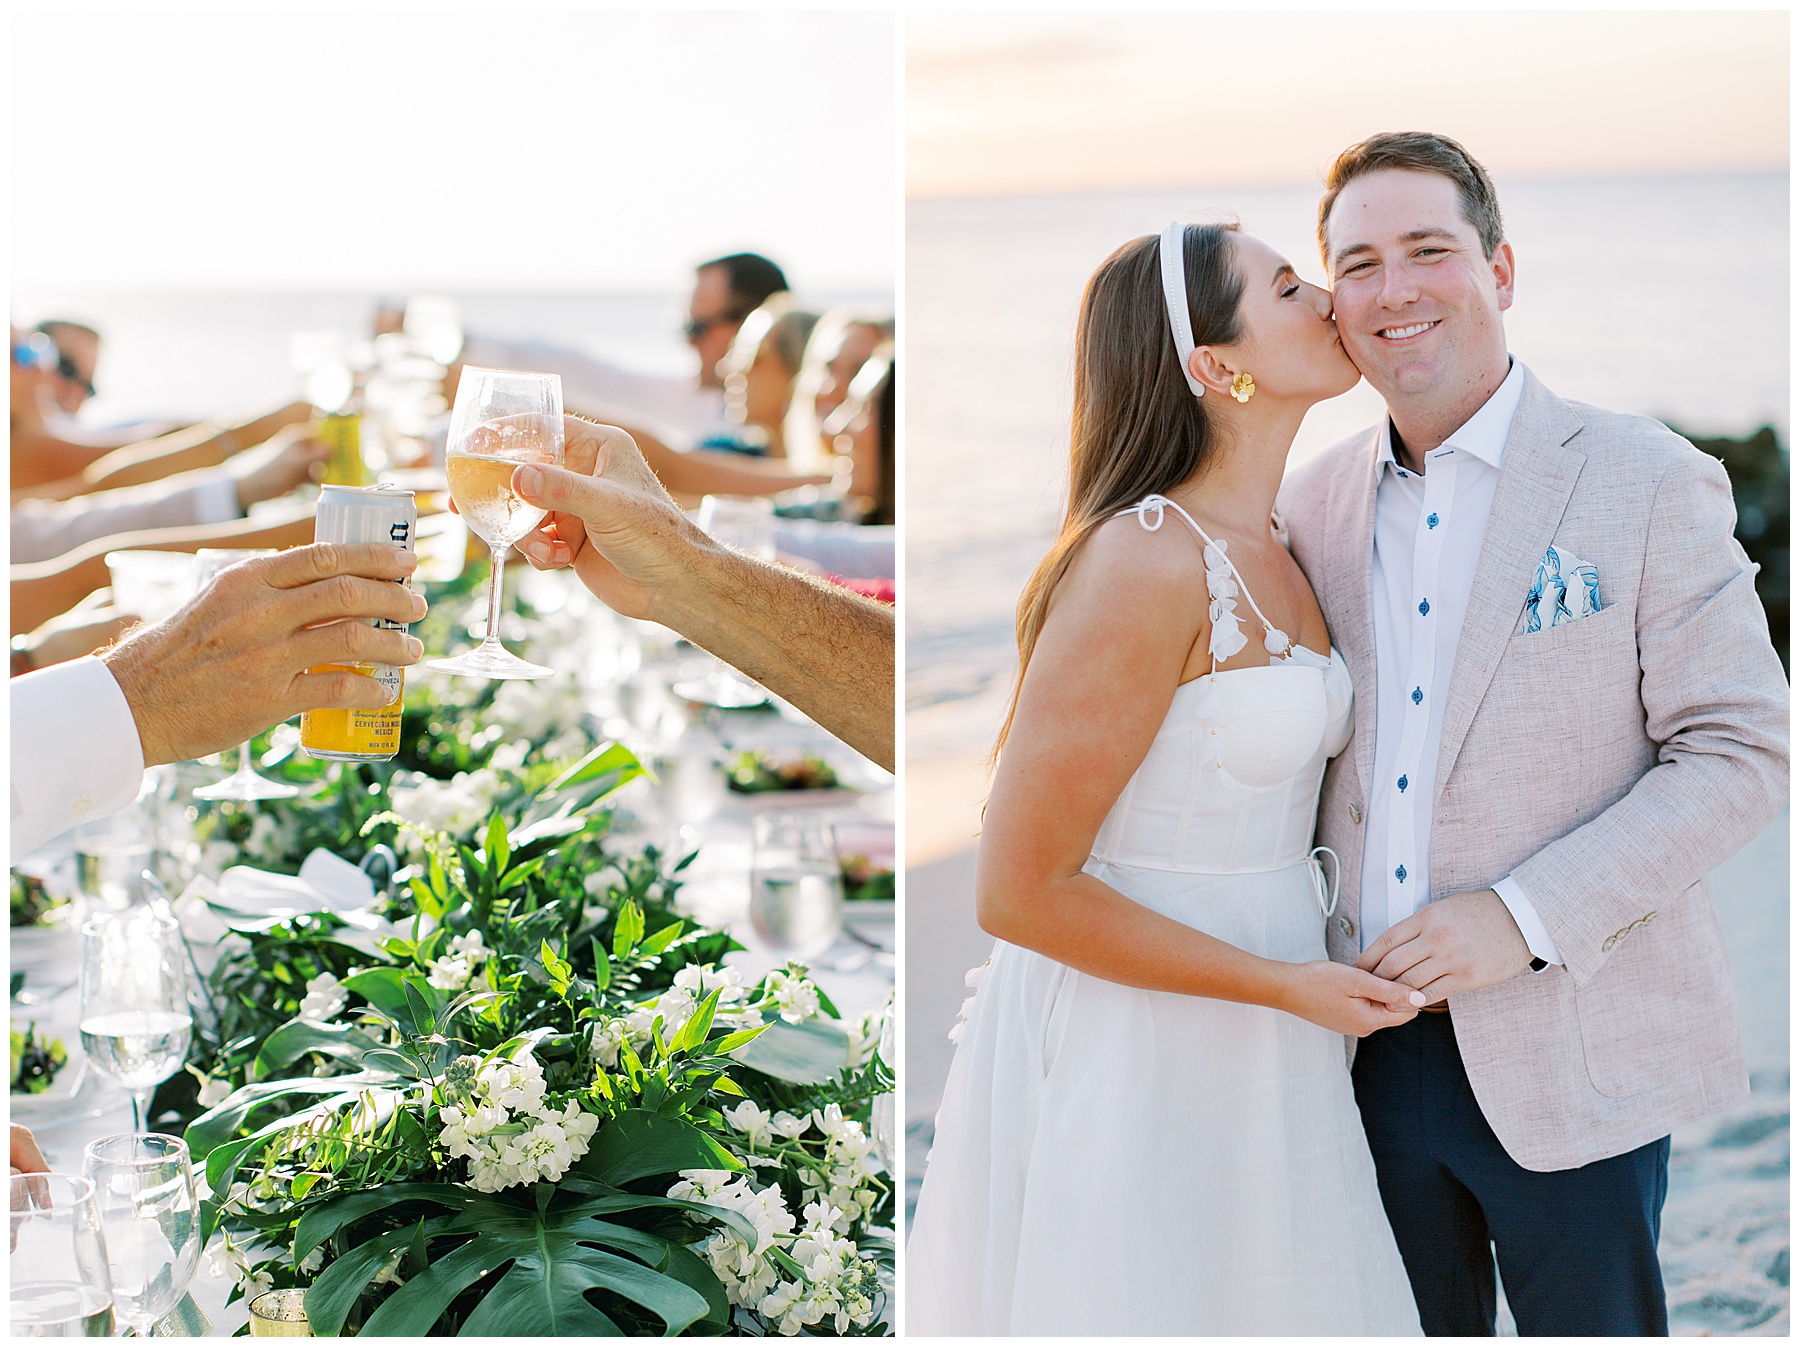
[1278,367,1789,1172]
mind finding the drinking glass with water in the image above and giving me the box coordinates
[9,1173,116,1337]
[749,814,844,959]
[79,908,193,1132]
[81,1134,200,1340]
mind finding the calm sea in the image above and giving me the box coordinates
[904,171,1788,1334]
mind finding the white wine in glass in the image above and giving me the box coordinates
[429,368,563,680]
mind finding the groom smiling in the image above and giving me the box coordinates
[1280,132,1789,1335]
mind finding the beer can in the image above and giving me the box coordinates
[299,485,418,762]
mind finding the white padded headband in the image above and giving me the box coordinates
[1159,221,1206,398]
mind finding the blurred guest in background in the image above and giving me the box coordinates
[12,422,327,564]
[459,251,789,448]
[784,309,892,470]
[716,297,821,457]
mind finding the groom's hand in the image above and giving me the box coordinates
[1353,890,1533,1003]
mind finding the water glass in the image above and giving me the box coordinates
[79,908,193,1132]
[82,1134,199,1339]
[9,1174,116,1337]
[749,815,844,959]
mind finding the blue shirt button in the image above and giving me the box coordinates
[1411,686,1423,705]
[1395,865,1408,883]
[1427,513,1439,528]
[1398,775,1408,792]
[1418,598,1431,616]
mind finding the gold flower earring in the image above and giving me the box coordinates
[1230,371,1256,403]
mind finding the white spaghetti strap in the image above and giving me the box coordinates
[1114,495,1294,667]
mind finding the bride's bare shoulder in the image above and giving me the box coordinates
[1049,510,1210,627]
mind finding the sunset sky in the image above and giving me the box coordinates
[908,10,1789,198]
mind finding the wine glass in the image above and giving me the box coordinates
[9,1173,116,1337]
[749,815,844,959]
[428,367,563,680]
[191,550,304,801]
[79,908,193,1133]
[82,1135,200,1340]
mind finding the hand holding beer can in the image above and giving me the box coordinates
[299,485,418,761]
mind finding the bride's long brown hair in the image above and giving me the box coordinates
[993,223,1245,757]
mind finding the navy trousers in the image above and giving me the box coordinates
[1351,1011,1670,1337]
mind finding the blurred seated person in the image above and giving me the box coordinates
[26,319,185,446]
[12,504,319,637]
[12,543,427,858]
[13,423,328,564]
[712,298,820,458]
[784,310,893,470]
[457,252,789,448]
[775,355,895,587]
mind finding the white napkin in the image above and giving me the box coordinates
[217,848,377,916]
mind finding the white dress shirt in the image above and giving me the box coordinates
[10,657,146,861]
[1360,358,1562,966]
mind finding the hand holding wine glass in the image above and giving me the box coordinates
[78,908,193,1134]
[430,367,564,680]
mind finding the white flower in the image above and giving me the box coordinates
[425,928,488,991]
[298,972,348,1024]
[371,1250,406,1287]
[294,1242,325,1277]
[487,739,530,773]
[583,870,612,899]
[770,1111,810,1141]
[188,1064,233,1108]
[764,969,820,1025]
[723,1100,773,1151]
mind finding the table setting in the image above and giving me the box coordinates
[12,364,895,1337]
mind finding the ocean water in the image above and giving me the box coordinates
[904,172,1788,1333]
[906,171,1789,760]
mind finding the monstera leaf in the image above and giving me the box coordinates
[301,1184,733,1336]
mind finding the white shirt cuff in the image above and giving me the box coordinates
[1492,874,1564,967]
[10,657,146,862]
[193,471,243,524]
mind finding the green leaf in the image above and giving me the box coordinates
[544,741,645,794]
[708,1024,769,1056]
[340,967,413,1023]
[185,1075,388,1158]
[484,811,510,876]
[398,974,447,1037]
[612,900,644,960]
[577,1108,741,1186]
[541,940,573,998]
[589,937,611,992]
[306,1225,428,1336]
[251,1019,382,1081]
[671,989,721,1055]
[293,1183,473,1262]
[499,855,547,891]
[638,919,686,959]
[728,1015,850,1085]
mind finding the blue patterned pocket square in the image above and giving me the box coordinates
[1522,544,1602,633]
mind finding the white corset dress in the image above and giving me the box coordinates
[907,496,1421,1337]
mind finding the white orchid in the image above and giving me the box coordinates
[297,972,348,1024]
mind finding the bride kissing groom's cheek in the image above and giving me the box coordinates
[908,131,1788,1339]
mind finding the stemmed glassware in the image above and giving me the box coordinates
[9,1173,116,1337]
[82,1134,200,1340]
[748,814,845,960]
[78,907,193,1133]
[677,495,775,707]
[190,550,303,801]
[429,367,564,680]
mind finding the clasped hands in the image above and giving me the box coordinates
[1354,889,1535,1005]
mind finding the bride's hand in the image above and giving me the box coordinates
[1277,960,1425,1037]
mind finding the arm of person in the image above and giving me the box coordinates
[10,504,318,637]
[12,402,315,503]
[620,419,832,499]
[510,418,893,771]
[1360,449,1789,997]
[10,543,426,860]
[977,516,1423,1037]
[9,424,118,492]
